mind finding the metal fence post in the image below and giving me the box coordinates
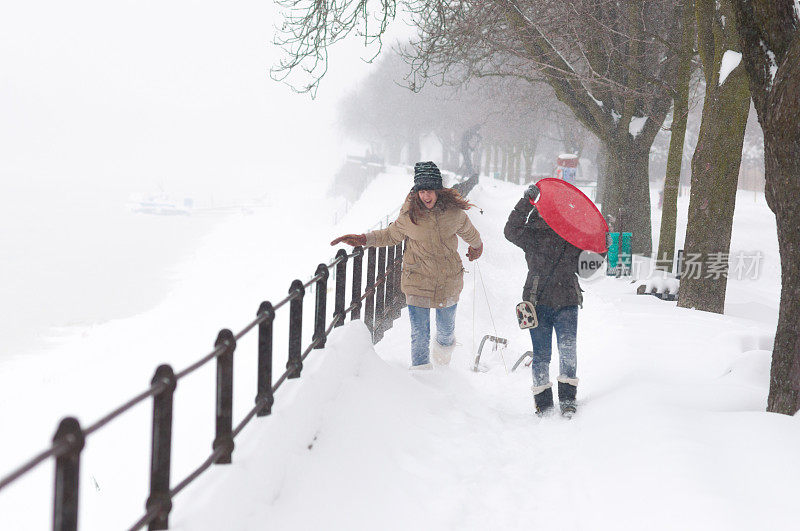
[287,280,305,378]
[393,242,404,318]
[52,417,84,531]
[213,329,236,464]
[365,247,376,338]
[334,249,347,327]
[313,264,329,349]
[256,302,274,417]
[351,246,363,321]
[374,246,387,343]
[385,245,395,332]
[146,365,176,531]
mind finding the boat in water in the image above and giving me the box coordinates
[130,193,193,215]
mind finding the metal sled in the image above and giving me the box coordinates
[472,334,509,372]
[511,351,534,372]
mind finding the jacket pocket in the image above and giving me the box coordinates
[401,264,418,283]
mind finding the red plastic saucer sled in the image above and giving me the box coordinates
[531,178,609,253]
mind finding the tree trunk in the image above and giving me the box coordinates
[473,128,483,176]
[656,0,694,271]
[510,146,519,183]
[524,153,533,182]
[731,0,800,415]
[595,143,608,205]
[678,79,749,312]
[501,145,509,181]
[440,134,452,169]
[407,129,421,165]
[765,134,800,413]
[602,143,653,255]
[386,139,402,166]
[449,132,461,173]
[492,0,676,255]
[483,143,492,176]
[678,0,750,314]
[523,136,538,183]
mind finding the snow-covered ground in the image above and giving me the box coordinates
[0,166,421,529]
[2,173,797,530]
[649,186,780,326]
[168,178,798,531]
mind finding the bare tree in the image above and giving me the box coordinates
[336,53,579,185]
[275,0,684,255]
[474,77,557,181]
[678,0,751,314]
[731,1,800,415]
[656,0,695,273]
[272,0,397,94]
[337,53,438,165]
[403,0,684,253]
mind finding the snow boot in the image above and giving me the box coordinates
[432,340,456,366]
[557,376,579,418]
[532,383,554,417]
[409,362,434,371]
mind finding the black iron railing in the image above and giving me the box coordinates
[0,243,404,531]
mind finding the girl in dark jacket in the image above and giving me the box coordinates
[504,184,583,417]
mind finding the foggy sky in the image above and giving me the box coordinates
[0,1,411,355]
[0,0,404,196]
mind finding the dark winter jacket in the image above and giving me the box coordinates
[504,197,583,309]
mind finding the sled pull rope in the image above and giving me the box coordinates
[475,262,508,374]
[471,261,477,364]
[475,262,498,335]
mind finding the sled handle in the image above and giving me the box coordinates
[472,335,508,372]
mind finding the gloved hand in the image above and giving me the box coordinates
[330,234,367,247]
[524,184,540,204]
[466,244,483,261]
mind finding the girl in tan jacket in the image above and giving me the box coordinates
[331,161,483,369]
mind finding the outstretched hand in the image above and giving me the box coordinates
[330,234,367,247]
[466,244,483,261]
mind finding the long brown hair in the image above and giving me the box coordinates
[406,188,475,225]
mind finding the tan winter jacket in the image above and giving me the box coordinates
[365,199,482,308]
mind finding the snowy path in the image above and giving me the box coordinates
[173,180,800,530]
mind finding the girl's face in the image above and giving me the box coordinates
[418,189,438,209]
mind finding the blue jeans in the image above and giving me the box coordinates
[528,305,578,387]
[407,304,457,366]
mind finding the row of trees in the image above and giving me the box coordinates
[336,53,595,183]
[273,0,800,415]
[317,0,682,255]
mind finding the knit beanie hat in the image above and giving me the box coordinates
[413,161,443,191]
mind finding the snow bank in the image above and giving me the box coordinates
[0,171,403,529]
[644,275,680,294]
[171,323,463,530]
